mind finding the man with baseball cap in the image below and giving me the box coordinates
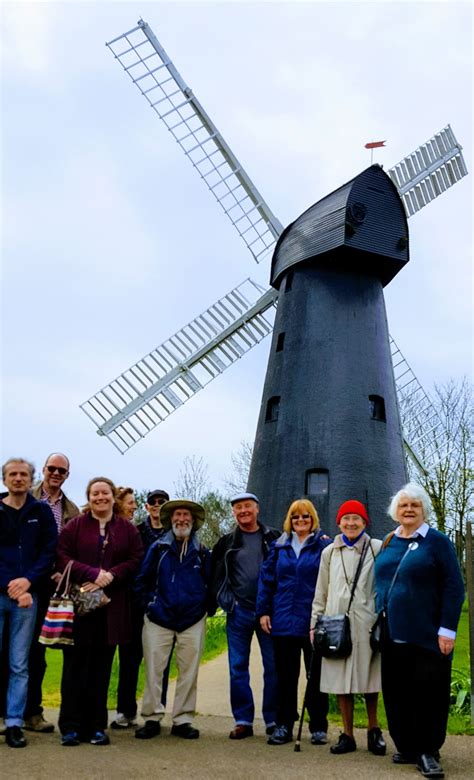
[137,490,170,551]
[211,492,279,740]
[135,499,212,740]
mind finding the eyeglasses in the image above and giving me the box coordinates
[291,514,311,521]
[148,498,167,506]
[46,465,68,476]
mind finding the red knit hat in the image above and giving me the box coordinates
[336,500,369,525]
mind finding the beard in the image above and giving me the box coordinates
[172,523,192,539]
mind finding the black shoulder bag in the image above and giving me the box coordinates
[313,540,368,659]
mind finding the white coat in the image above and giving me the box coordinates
[311,532,382,694]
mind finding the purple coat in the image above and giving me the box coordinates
[57,512,143,645]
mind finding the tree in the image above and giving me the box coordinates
[399,377,473,563]
[174,455,233,546]
[224,439,253,495]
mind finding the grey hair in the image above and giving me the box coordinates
[387,482,432,522]
[2,458,36,482]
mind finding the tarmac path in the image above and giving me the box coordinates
[1,642,472,779]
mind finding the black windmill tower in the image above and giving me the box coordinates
[82,20,468,539]
[248,166,409,533]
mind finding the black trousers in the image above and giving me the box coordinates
[59,612,116,737]
[272,635,328,732]
[381,641,451,757]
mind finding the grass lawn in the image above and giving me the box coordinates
[42,614,227,709]
[42,606,472,734]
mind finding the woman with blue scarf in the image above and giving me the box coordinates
[311,500,386,756]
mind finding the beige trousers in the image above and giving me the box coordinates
[141,615,206,726]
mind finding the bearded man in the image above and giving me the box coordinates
[134,500,212,740]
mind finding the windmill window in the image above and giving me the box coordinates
[265,396,280,423]
[276,332,285,352]
[306,469,329,495]
[369,394,386,422]
[285,271,293,292]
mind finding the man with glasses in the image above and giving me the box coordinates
[24,453,79,733]
[210,492,279,740]
[137,490,170,551]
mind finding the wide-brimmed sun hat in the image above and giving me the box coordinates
[159,499,206,530]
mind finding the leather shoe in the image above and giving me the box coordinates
[330,733,357,754]
[5,726,27,748]
[416,753,444,778]
[89,731,110,746]
[24,714,55,733]
[61,731,80,747]
[135,720,161,739]
[367,727,386,755]
[171,723,199,739]
[267,725,292,745]
[393,752,416,764]
[229,724,253,740]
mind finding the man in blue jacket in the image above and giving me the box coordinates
[134,499,211,741]
[0,458,57,748]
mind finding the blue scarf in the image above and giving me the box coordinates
[342,530,365,547]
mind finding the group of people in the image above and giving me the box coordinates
[0,452,465,780]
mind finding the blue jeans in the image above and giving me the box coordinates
[226,604,277,727]
[0,592,37,727]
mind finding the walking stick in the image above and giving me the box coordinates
[294,645,317,752]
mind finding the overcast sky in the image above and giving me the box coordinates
[1,0,472,507]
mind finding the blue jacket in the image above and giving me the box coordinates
[374,528,464,654]
[134,531,212,632]
[256,530,332,637]
[0,492,57,593]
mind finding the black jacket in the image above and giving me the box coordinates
[0,492,57,593]
[210,522,279,613]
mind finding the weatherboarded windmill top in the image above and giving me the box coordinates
[271,165,409,290]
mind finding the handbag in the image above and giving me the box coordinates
[313,540,369,659]
[71,584,111,616]
[314,612,352,659]
[369,609,388,652]
[39,561,75,647]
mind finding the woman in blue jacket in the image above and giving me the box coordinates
[257,498,331,746]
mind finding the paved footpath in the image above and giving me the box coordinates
[1,643,472,779]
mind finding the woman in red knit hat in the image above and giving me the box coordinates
[310,500,385,756]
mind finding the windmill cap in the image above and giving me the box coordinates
[230,492,259,506]
[159,499,205,530]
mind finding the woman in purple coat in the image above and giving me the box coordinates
[57,477,143,747]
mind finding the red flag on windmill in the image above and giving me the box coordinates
[365,140,386,149]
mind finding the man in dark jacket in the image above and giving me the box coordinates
[210,492,279,740]
[134,499,211,741]
[136,489,169,552]
[0,458,57,749]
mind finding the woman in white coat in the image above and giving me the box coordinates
[311,500,385,756]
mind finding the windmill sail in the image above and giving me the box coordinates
[388,125,467,216]
[106,20,283,264]
[80,280,276,453]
